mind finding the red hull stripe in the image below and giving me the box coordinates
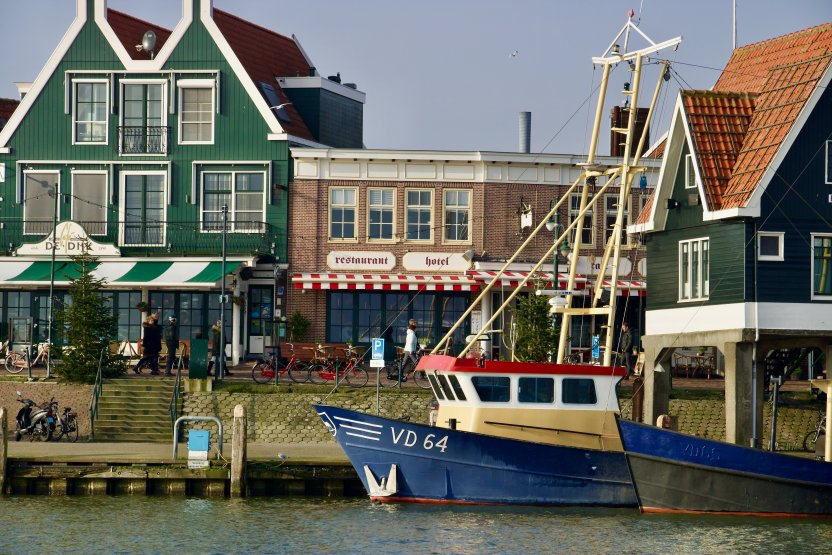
[641,506,832,519]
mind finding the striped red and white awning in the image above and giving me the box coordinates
[292,273,479,291]
[467,271,646,296]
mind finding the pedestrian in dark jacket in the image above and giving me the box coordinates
[134,315,162,375]
[164,315,180,376]
[619,321,634,378]
[207,319,232,376]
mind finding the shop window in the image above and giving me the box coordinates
[569,193,594,247]
[23,172,59,235]
[368,188,395,240]
[406,189,433,242]
[813,235,832,298]
[202,172,265,232]
[72,172,107,236]
[443,189,470,242]
[73,80,108,144]
[678,237,709,301]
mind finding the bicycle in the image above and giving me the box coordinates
[309,345,369,387]
[54,404,79,442]
[803,411,827,453]
[379,347,430,389]
[5,343,50,374]
[251,343,310,384]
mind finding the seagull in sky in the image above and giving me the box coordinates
[510,50,519,58]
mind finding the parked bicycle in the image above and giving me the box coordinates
[251,343,310,384]
[54,404,79,442]
[379,347,430,389]
[5,343,51,374]
[309,345,369,387]
[803,411,827,453]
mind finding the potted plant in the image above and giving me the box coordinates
[135,301,150,313]
[231,295,245,308]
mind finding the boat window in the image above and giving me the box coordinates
[448,375,467,401]
[436,374,456,400]
[561,378,597,404]
[471,376,510,403]
[427,374,447,400]
[518,377,554,403]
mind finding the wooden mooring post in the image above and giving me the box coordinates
[230,404,247,497]
[0,407,7,495]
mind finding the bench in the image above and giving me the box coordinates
[278,342,364,362]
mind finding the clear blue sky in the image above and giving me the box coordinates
[0,1,828,153]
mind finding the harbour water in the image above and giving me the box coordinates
[2,496,831,554]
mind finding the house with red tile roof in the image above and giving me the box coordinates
[0,0,365,369]
[629,23,832,444]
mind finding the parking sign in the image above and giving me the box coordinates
[371,338,385,368]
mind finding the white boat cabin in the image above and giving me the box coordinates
[417,354,626,452]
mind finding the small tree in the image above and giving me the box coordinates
[288,311,310,342]
[55,250,125,383]
[511,289,559,363]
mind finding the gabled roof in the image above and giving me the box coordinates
[106,6,314,140]
[681,90,756,210]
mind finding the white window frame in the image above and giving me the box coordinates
[442,188,471,244]
[685,153,697,189]
[72,79,109,145]
[70,170,108,236]
[199,170,267,233]
[826,141,832,184]
[678,237,709,302]
[604,194,630,246]
[329,187,358,242]
[118,170,167,247]
[405,189,434,243]
[569,193,594,247]
[119,79,168,157]
[22,170,60,235]
[177,79,215,145]
[757,231,784,262]
[367,187,396,242]
[811,234,832,300]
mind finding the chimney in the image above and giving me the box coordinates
[610,106,650,158]
[519,111,531,153]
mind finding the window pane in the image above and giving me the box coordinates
[181,88,213,142]
[24,173,55,234]
[519,377,555,403]
[562,378,597,404]
[73,173,107,235]
[75,82,107,142]
[471,376,510,402]
[815,236,832,295]
[448,375,467,400]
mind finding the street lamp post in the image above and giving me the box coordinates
[46,182,59,379]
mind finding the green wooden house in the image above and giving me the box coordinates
[0,0,364,362]
[630,23,832,444]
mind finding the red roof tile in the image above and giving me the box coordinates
[681,91,756,209]
[644,137,666,159]
[634,192,654,225]
[712,23,832,209]
[0,98,19,125]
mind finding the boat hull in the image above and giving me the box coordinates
[618,420,832,516]
[316,404,637,507]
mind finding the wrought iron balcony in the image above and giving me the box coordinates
[118,126,169,155]
[3,220,280,257]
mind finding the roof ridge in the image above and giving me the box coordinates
[681,90,758,99]
[732,21,832,53]
[107,8,172,33]
[213,8,294,45]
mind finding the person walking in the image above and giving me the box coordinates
[401,318,420,377]
[619,321,634,378]
[207,319,232,377]
[134,314,162,375]
[164,315,180,376]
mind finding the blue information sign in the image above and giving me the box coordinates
[591,335,600,360]
[371,338,385,360]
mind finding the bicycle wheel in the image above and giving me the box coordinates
[251,361,273,384]
[345,365,369,387]
[308,363,329,385]
[288,361,310,383]
[5,353,24,374]
[379,363,402,388]
[64,417,79,443]
[412,369,431,389]
[803,430,820,452]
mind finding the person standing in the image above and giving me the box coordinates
[208,319,232,376]
[143,314,162,375]
[619,321,634,378]
[164,315,180,376]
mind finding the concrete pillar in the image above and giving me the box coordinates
[0,407,7,495]
[642,341,672,426]
[231,282,242,365]
[723,341,756,446]
[230,404,247,497]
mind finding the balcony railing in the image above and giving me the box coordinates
[4,220,279,257]
[118,126,169,155]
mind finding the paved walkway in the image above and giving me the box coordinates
[6,441,347,464]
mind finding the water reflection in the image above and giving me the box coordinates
[1,496,830,554]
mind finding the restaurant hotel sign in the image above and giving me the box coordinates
[327,251,395,271]
[16,221,121,257]
[402,252,470,272]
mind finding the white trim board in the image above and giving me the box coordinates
[647,302,832,335]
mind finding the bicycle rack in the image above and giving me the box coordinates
[172,415,223,461]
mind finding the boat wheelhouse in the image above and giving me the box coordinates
[418,354,626,452]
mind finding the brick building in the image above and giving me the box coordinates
[288,148,660,357]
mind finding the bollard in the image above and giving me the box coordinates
[0,407,7,495]
[631,376,644,423]
[230,404,247,497]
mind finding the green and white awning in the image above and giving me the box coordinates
[0,260,241,288]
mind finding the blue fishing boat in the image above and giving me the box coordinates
[617,419,832,517]
[317,355,637,506]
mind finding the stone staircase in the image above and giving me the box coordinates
[93,379,180,442]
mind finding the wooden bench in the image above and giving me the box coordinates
[279,342,363,362]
